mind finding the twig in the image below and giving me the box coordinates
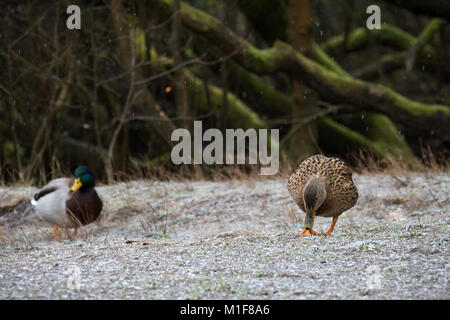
[135,55,205,85]
[8,4,55,50]
[280,104,339,148]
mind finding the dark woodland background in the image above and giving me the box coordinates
[0,0,449,184]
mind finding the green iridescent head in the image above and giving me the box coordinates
[71,166,96,191]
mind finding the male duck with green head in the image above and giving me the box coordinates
[31,166,103,241]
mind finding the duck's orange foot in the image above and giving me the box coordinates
[53,225,62,242]
[321,216,339,236]
[297,229,318,237]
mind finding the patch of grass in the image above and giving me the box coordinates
[254,271,271,278]
[394,232,420,239]
[351,147,449,174]
[182,278,233,299]
[139,189,170,236]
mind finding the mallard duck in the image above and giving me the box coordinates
[31,166,103,241]
[288,154,358,236]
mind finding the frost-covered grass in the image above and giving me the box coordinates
[0,172,448,299]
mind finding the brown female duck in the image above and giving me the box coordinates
[288,154,358,236]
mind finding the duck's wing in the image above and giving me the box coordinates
[318,157,358,216]
[32,178,73,227]
[31,178,72,205]
[316,156,353,180]
[288,155,358,214]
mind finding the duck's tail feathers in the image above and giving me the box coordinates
[30,186,58,206]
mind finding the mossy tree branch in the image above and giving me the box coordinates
[322,24,435,58]
[156,0,450,140]
[192,37,414,161]
[149,49,267,130]
[310,41,352,79]
[309,41,415,161]
[321,20,445,79]
[319,117,386,158]
[405,18,445,71]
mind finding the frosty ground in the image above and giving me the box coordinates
[0,172,448,299]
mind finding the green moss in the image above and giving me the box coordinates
[320,117,385,158]
[310,41,351,79]
[149,49,267,130]
[130,27,147,61]
[185,70,266,129]
[158,0,450,143]
[387,87,450,117]
[227,61,292,116]
[322,24,420,54]
[355,112,415,161]
[299,51,450,119]
[308,43,415,161]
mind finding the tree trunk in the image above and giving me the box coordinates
[171,0,189,129]
[110,0,176,145]
[287,0,317,161]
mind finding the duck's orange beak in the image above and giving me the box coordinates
[71,178,82,191]
[297,208,318,237]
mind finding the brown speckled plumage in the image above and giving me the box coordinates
[288,154,358,218]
